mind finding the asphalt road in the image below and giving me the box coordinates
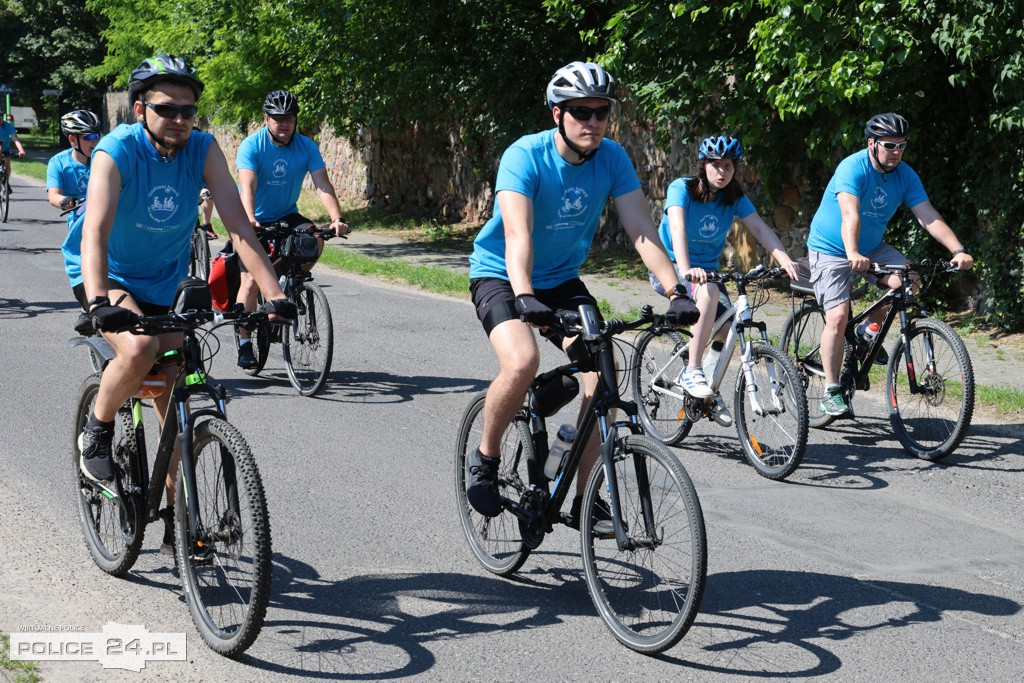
[1,171,1023,681]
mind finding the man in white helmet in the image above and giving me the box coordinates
[465,61,698,527]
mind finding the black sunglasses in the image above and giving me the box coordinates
[563,105,611,122]
[877,140,907,151]
[144,101,198,120]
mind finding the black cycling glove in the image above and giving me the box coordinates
[515,294,557,327]
[90,304,140,332]
[259,298,297,320]
[665,294,700,327]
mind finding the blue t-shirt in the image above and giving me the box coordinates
[47,149,91,226]
[63,123,213,305]
[236,128,326,222]
[658,177,756,270]
[807,149,929,257]
[0,121,15,153]
[469,129,641,288]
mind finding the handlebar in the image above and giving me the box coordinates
[74,307,273,337]
[867,259,960,276]
[684,264,786,284]
[550,304,688,342]
[60,197,84,217]
[255,221,342,241]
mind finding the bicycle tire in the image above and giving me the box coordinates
[72,373,144,576]
[454,392,533,576]
[580,434,706,654]
[0,172,8,223]
[630,330,692,446]
[886,318,975,461]
[734,344,809,480]
[283,281,333,396]
[176,418,271,657]
[779,302,835,428]
[189,225,212,281]
[234,292,270,376]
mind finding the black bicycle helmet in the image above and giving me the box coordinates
[263,90,299,116]
[60,110,101,136]
[698,135,744,160]
[864,112,909,139]
[128,55,204,105]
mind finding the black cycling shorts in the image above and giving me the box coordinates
[72,281,169,316]
[470,277,599,345]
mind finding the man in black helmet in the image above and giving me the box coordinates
[233,89,350,369]
[806,112,973,417]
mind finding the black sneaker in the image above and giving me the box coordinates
[159,506,175,556]
[237,343,258,369]
[79,426,115,483]
[566,495,620,538]
[466,449,502,517]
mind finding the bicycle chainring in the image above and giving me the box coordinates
[517,487,548,550]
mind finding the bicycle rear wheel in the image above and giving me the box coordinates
[886,318,974,461]
[176,418,271,656]
[780,302,834,428]
[0,172,9,223]
[734,344,809,480]
[454,392,534,576]
[72,373,144,575]
[283,281,333,396]
[581,434,706,654]
[631,330,692,446]
[189,225,212,280]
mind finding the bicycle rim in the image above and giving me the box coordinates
[176,418,271,656]
[581,435,707,653]
[781,303,835,428]
[454,393,533,575]
[886,318,975,461]
[734,345,809,480]
[72,373,143,575]
[191,227,212,280]
[631,331,691,446]
[283,282,333,396]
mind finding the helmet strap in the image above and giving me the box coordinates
[140,106,180,161]
[556,113,597,163]
[70,138,93,167]
[870,140,894,177]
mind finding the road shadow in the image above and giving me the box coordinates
[0,296,80,319]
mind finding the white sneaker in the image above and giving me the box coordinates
[710,393,733,427]
[676,368,714,399]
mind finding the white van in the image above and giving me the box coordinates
[9,106,39,132]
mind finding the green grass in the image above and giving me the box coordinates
[9,156,47,183]
[319,243,470,296]
[0,633,42,683]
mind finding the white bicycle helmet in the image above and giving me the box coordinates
[546,61,617,109]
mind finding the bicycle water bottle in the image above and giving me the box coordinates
[704,340,725,380]
[544,424,577,480]
[858,321,880,344]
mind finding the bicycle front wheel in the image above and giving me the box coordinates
[780,302,834,428]
[283,282,333,396]
[190,225,212,280]
[886,318,974,461]
[176,418,271,656]
[734,344,809,480]
[0,173,9,223]
[454,392,534,576]
[72,373,144,575]
[631,330,692,446]
[581,435,707,654]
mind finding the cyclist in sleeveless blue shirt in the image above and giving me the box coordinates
[649,135,798,425]
[233,89,350,369]
[74,56,295,552]
[806,113,973,417]
[466,61,699,523]
[47,110,102,221]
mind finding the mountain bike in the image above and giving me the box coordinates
[70,288,274,656]
[779,259,974,460]
[631,266,809,480]
[454,304,707,654]
[0,151,11,223]
[233,221,337,396]
[188,191,213,281]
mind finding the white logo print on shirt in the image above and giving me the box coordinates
[146,185,181,226]
[871,187,888,211]
[558,187,589,220]
[273,159,288,178]
[699,215,720,239]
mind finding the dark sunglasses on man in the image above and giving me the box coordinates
[563,105,612,122]
[144,102,198,120]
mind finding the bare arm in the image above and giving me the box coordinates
[498,190,535,295]
[204,143,286,301]
[309,167,349,235]
[740,211,798,279]
[614,188,682,295]
[837,192,868,273]
[237,168,259,226]
[80,152,120,301]
[47,186,66,210]
[910,200,973,270]
[10,133,25,157]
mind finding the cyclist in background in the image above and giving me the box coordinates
[47,110,102,223]
[649,135,798,426]
[233,89,350,369]
[806,112,973,417]
[199,187,216,239]
[466,61,698,524]
[0,115,27,194]
[66,55,295,551]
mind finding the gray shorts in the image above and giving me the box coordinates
[809,243,906,311]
